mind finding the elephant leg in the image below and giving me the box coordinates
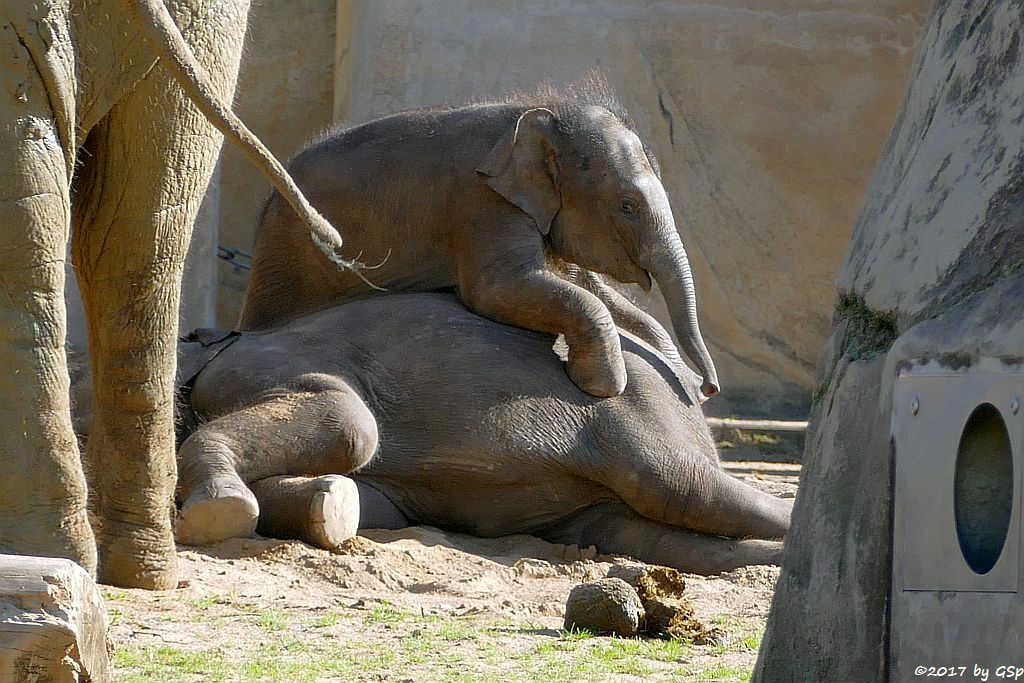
[462,249,626,397]
[245,476,408,549]
[565,265,705,403]
[0,29,95,571]
[245,476,409,549]
[249,475,361,549]
[71,67,239,587]
[542,501,783,574]
[175,389,378,546]
[593,423,791,540]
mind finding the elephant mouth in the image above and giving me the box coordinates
[638,269,653,293]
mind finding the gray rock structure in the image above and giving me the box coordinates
[0,555,110,682]
[755,1,1024,679]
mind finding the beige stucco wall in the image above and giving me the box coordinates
[216,0,931,417]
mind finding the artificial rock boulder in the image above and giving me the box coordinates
[755,1,1024,679]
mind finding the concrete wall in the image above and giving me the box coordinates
[212,0,930,417]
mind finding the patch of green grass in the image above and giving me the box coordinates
[239,648,358,682]
[439,618,479,641]
[517,636,678,680]
[741,632,762,651]
[364,600,407,624]
[400,630,434,663]
[643,637,691,662]
[114,645,228,683]
[692,664,752,681]
[311,610,342,628]
[560,625,597,642]
[257,608,288,632]
[113,604,756,683]
[183,594,233,611]
[103,589,129,602]
[705,615,763,655]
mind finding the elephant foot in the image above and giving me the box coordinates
[307,475,361,548]
[566,348,627,398]
[175,475,259,546]
[250,475,360,550]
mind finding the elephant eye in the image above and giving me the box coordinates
[619,198,638,214]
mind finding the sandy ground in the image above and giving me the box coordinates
[105,461,800,682]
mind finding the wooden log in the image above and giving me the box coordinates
[705,418,808,432]
[0,554,111,682]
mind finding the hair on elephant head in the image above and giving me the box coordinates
[241,72,719,399]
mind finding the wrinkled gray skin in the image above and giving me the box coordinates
[177,294,789,574]
[239,94,720,401]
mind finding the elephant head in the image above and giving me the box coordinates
[478,104,720,397]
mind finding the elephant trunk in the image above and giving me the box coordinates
[644,233,720,399]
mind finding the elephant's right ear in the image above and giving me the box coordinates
[476,108,560,235]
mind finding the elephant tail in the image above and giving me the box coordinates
[123,0,377,284]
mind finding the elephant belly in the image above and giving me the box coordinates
[354,459,613,538]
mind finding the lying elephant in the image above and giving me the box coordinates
[175,293,789,574]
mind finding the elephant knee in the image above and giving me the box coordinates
[324,398,378,473]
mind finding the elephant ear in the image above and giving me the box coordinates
[476,108,560,235]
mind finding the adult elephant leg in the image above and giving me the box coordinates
[72,66,240,588]
[176,388,378,546]
[0,28,95,570]
[542,502,783,574]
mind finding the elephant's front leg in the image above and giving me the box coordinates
[460,240,626,397]
[0,28,95,571]
[565,266,705,403]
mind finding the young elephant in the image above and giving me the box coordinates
[177,293,789,574]
[239,85,719,400]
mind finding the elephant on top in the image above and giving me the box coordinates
[0,0,350,589]
[240,79,720,401]
[174,292,788,575]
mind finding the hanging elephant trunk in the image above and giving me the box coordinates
[643,229,720,399]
